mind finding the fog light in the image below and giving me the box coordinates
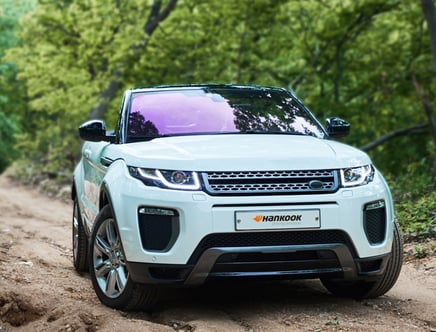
[139,207,176,216]
[365,200,385,211]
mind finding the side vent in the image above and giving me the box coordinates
[138,207,179,251]
[363,200,386,245]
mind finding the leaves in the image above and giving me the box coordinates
[396,191,436,239]
[0,0,435,182]
[0,111,19,172]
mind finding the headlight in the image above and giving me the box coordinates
[129,167,201,190]
[340,165,374,187]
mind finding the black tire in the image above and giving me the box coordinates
[321,221,403,299]
[89,204,159,310]
[73,199,89,272]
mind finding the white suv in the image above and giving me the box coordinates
[72,85,402,310]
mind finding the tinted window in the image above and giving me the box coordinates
[127,87,325,141]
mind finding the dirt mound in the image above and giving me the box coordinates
[0,292,45,327]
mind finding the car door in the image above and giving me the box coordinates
[81,141,111,230]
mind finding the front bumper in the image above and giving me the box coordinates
[126,243,391,285]
[104,165,395,285]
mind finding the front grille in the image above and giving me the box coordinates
[188,230,355,264]
[202,170,339,195]
[211,250,341,274]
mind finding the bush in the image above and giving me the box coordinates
[0,111,19,173]
[396,192,436,240]
[388,169,436,240]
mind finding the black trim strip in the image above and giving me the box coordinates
[212,201,337,208]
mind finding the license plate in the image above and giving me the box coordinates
[235,209,320,230]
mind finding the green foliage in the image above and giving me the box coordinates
[0,0,35,172]
[5,0,158,173]
[389,163,436,239]
[413,243,433,259]
[0,111,19,172]
[385,158,436,240]
[395,190,436,239]
[1,0,435,212]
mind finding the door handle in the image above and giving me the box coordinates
[84,149,91,159]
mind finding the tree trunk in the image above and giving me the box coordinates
[421,0,436,75]
[360,123,428,152]
[87,0,178,121]
[419,0,436,180]
[236,0,251,84]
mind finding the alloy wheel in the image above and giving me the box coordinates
[92,217,128,298]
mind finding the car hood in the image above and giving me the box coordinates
[105,134,371,171]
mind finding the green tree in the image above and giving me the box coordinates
[7,0,178,174]
[419,0,436,181]
[0,0,35,172]
[5,0,436,184]
[0,111,19,172]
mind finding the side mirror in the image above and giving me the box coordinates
[326,117,350,138]
[79,120,114,142]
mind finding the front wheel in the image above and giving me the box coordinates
[89,205,159,310]
[321,221,403,299]
[73,199,88,272]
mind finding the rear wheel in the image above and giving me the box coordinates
[89,205,159,310]
[321,221,403,299]
[72,199,88,272]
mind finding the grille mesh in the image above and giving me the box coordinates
[363,204,386,244]
[202,169,339,195]
[187,230,355,264]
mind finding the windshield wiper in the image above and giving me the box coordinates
[128,132,238,141]
[127,131,306,142]
[127,135,161,142]
[241,130,305,135]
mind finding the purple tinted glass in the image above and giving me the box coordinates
[127,88,325,140]
[129,90,237,136]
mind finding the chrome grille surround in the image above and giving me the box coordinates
[202,170,340,195]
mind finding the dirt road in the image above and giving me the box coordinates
[0,175,435,331]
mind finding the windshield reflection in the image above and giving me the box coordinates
[127,87,325,140]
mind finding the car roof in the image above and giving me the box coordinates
[128,84,289,94]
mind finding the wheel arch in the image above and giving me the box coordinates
[99,183,114,211]
[96,159,134,258]
[98,181,122,232]
[98,158,129,218]
[71,182,77,201]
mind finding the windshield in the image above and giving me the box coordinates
[126,87,325,141]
